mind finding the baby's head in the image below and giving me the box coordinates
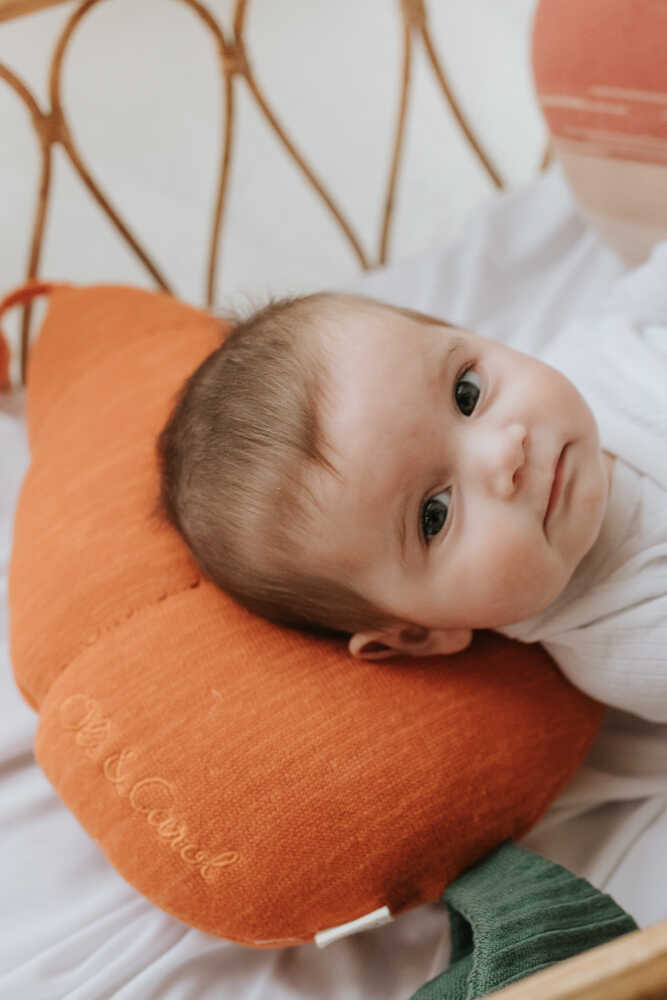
[155,292,611,660]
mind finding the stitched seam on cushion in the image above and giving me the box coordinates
[75,575,202,659]
[43,577,324,946]
[25,576,203,708]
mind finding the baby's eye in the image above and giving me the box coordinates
[455,367,481,416]
[421,488,451,545]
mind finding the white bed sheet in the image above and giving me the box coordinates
[2,164,667,1000]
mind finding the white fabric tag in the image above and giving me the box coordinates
[314,906,393,948]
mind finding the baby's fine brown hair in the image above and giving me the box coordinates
[154,291,403,639]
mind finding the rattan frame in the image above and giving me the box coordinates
[1,0,554,385]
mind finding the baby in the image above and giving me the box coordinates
[155,243,667,723]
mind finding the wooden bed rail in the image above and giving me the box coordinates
[489,917,667,1000]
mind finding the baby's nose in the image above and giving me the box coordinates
[482,423,527,499]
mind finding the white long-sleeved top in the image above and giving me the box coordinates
[497,241,667,723]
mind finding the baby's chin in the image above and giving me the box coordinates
[568,447,613,565]
[507,452,613,626]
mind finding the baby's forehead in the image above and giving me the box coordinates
[318,299,464,382]
[323,294,456,330]
[317,296,460,361]
[316,307,458,451]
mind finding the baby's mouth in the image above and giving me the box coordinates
[543,444,568,529]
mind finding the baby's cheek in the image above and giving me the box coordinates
[476,530,564,625]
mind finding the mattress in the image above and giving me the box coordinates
[2,163,667,999]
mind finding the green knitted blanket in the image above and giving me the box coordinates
[410,841,638,1000]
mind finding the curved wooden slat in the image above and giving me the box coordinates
[0,63,53,383]
[2,0,538,388]
[379,9,413,266]
[49,0,174,294]
[419,8,504,190]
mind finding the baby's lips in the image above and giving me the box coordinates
[544,443,568,526]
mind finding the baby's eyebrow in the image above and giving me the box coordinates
[440,336,465,372]
[397,493,410,569]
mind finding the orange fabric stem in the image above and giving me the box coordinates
[0,280,70,390]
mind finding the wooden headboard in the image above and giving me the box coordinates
[0,0,550,385]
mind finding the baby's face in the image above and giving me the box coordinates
[306,305,611,633]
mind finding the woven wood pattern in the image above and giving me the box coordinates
[0,0,518,385]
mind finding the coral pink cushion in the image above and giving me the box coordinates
[5,282,604,947]
[532,0,667,264]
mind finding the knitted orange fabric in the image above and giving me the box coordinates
[5,282,604,947]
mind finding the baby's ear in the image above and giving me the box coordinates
[348,633,402,661]
[348,626,473,661]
